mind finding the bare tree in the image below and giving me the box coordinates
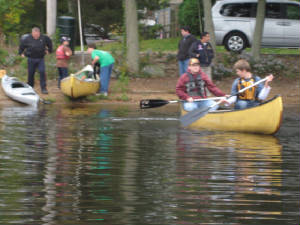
[46,0,57,37]
[202,0,216,52]
[251,0,266,61]
[124,0,139,73]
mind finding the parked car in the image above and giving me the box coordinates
[212,0,300,52]
[83,24,109,44]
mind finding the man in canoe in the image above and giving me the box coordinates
[56,36,72,88]
[176,58,226,111]
[224,59,274,109]
[87,43,115,97]
[19,26,53,94]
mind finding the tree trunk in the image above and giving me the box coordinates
[46,0,57,37]
[202,0,216,52]
[124,0,139,73]
[197,0,203,34]
[251,0,266,61]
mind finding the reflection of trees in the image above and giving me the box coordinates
[175,131,283,224]
[129,119,177,225]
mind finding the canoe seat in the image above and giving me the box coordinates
[12,82,26,88]
[22,92,36,95]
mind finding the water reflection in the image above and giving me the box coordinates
[175,131,284,224]
[0,105,298,225]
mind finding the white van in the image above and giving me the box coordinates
[212,0,300,52]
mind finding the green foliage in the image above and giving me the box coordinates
[178,0,202,35]
[81,0,123,36]
[137,0,169,10]
[139,24,163,40]
[0,0,34,38]
[0,48,9,65]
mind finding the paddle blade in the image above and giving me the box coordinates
[179,107,210,127]
[140,99,169,109]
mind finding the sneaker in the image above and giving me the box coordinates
[96,92,108,97]
[41,89,48,94]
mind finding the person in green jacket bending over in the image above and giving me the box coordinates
[87,43,115,96]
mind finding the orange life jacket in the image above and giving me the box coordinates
[237,77,257,100]
[56,45,70,60]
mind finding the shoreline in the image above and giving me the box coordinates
[0,75,299,110]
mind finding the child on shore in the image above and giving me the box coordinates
[225,59,274,109]
[56,36,72,88]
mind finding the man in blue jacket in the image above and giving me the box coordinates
[189,32,214,81]
[19,27,53,94]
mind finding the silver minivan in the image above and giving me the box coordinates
[212,0,300,52]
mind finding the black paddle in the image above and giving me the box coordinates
[180,77,269,127]
[140,97,224,109]
[93,63,100,79]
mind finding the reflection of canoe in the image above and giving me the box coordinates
[1,75,39,106]
[181,95,283,135]
[61,65,100,98]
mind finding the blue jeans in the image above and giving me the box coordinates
[27,57,46,89]
[235,100,260,109]
[57,67,68,88]
[183,99,219,112]
[178,59,189,76]
[99,64,114,93]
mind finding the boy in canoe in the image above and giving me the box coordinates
[87,43,115,96]
[176,58,226,111]
[224,59,274,109]
[56,36,72,88]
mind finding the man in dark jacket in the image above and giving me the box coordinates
[19,27,53,94]
[177,26,197,76]
[189,32,214,81]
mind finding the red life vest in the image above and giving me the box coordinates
[56,45,70,60]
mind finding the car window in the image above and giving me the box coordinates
[285,4,300,20]
[265,3,282,19]
[220,3,254,17]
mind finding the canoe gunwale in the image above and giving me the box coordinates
[207,95,281,115]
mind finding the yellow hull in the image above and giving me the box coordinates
[61,75,100,98]
[182,95,283,135]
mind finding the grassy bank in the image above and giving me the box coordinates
[95,37,300,55]
[1,38,299,83]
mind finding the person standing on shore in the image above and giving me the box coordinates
[87,43,115,96]
[189,32,214,81]
[19,26,53,94]
[177,26,197,76]
[56,36,72,88]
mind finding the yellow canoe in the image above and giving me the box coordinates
[181,95,283,135]
[61,65,100,98]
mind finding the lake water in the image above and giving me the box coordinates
[0,104,299,225]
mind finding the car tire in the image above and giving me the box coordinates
[224,32,247,52]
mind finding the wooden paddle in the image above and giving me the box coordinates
[140,97,225,109]
[180,77,269,127]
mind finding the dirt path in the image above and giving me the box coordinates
[0,75,299,108]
